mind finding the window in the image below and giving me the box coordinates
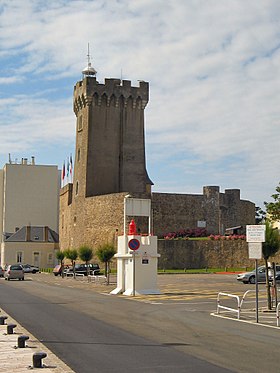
[16,251,23,263]
[33,252,40,267]
[77,148,81,161]
[78,116,83,131]
[47,253,53,265]
[75,181,79,195]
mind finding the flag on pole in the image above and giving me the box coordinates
[67,157,70,179]
[62,161,65,186]
[70,154,73,182]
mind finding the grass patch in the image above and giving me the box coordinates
[158,267,249,274]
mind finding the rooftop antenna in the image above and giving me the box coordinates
[82,43,97,77]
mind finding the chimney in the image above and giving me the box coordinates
[26,226,31,241]
[44,226,49,242]
[31,156,35,165]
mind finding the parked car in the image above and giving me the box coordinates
[0,266,4,277]
[237,266,266,284]
[65,263,100,276]
[237,265,280,284]
[269,265,280,282]
[22,264,39,273]
[4,264,24,281]
[53,264,63,276]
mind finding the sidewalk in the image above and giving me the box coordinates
[0,308,75,373]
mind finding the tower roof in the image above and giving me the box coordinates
[82,62,97,77]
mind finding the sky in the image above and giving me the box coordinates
[0,0,280,208]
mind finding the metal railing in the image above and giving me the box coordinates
[217,292,241,319]
[276,303,280,327]
[88,270,107,283]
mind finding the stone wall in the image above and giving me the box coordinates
[60,189,127,251]
[152,187,255,238]
[60,185,255,254]
[158,239,255,269]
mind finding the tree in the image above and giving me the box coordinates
[56,250,65,278]
[262,221,280,310]
[255,206,266,224]
[96,243,116,285]
[78,246,93,278]
[265,182,280,223]
[64,249,78,278]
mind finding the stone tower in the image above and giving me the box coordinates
[72,74,153,198]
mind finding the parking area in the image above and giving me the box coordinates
[23,271,265,303]
[30,271,280,328]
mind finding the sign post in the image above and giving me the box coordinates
[128,239,140,296]
[246,225,266,323]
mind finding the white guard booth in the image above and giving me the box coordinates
[110,197,161,296]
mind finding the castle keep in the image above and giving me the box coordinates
[73,76,152,197]
[59,65,255,251]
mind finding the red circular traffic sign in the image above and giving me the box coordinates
[128,238,140,251]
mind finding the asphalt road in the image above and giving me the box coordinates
[0,273,280,372]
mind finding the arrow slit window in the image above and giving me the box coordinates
[78,115,83,132]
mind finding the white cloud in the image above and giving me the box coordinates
[0,0,279,207]
[0,95,74,155]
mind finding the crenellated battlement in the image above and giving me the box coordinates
[73,77,149,115]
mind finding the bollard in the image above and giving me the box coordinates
[33,352,47,368]
[18,335,29,348]
[0,316,8,325]
[7,323,17,334]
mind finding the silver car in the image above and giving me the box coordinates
[237,266,266,284]
[237,265,280,284]
[4,264,24,281]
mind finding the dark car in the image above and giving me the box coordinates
[65,263,100,276]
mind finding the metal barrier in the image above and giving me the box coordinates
[276,303,280,327]
[217,292,241,319]
[240,289,256,308]
[240,289,267,308]
[88,270,107,283]
[65,272,84,278]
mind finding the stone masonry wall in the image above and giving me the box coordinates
[152,188,255,238]
[152,193,204,236]
[158,240,280,269]
[60,186,255,257]
[158,239,251,269]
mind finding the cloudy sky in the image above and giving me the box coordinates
[1,0,279,208]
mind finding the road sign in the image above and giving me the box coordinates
[128,238,140,251]
[246,225,266,243]
[248,242,262,259]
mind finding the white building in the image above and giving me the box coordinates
[0,157,60,268]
